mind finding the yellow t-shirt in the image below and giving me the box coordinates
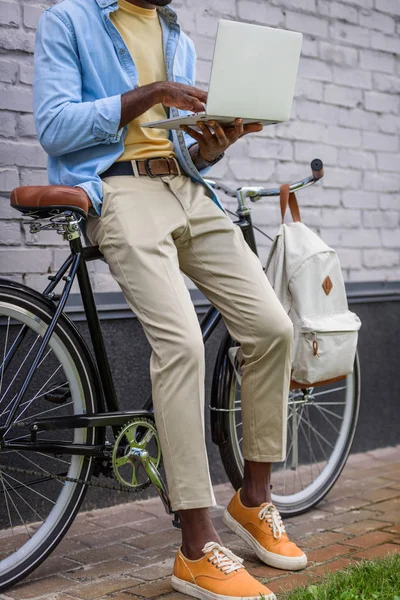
[110,0,175,161]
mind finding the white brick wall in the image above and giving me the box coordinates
[0,0,399,291]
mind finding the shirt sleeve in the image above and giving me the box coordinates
[34,10,125,157]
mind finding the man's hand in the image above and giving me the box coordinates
[119,81,207,129]
[181,119,264,163]
[156,82,208,113]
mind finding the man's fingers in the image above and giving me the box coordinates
[197,121,214,142]
[208,121,228,145]
[243,123,264,135]
[180,125,202,142]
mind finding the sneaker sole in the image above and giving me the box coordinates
[223,510,307,571]
[171,575,276,600]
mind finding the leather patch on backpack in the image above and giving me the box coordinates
[322,276,333,295]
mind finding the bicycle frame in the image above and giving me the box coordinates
[0,160,324,458]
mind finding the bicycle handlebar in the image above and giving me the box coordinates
[205,159,324,201]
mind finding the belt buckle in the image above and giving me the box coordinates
[144,157,171,178]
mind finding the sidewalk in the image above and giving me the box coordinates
[1,446,399,600]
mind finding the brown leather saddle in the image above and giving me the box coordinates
[9,186,91,219]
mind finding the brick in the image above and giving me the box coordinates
[272,0,317,11]
[238,1,284,25]
[0,60,19,84]
[325,126,362,149]
[0,221,21,245]
[375,0,400,16]
[295,78,324,101]
[353,543,400,560]
[377,152,400,173]
[130,578,173,598]
[299,531,349,551]
[339,108,379,131]
[342,530,395,548]
[359,9,396,34]
[73,525,142,549]
[0,141,47,168]
[0,169,19,192]
[9,576,76,599]
[363,249,399,268]
[0,196,21,219]
[17,113,36,137]
[268,574,309,593]
[295,100,341,125]
[19,63,34,85]
[365,172,400,193]
[322,167,362,190]
[74,576,143,599]
[339,0,372,7]
[0,111,17,138]
[0,87,33,113]
[126,527,181,550]
[0,247,52,273]
[320,228,381,248]
[248,138,293,161]
[336,248,362,270]
[298,57,332,81]
[23,4,45,29]
[363,131,398,152]
[330,22,370,48]
[321,209,361,229]
[337,185,375,207]
[363,210,398,229]
[20,169,48,187]
[286,12,328,37]
[360,49,395,74]
[294,141,337,165]
[338,149,376,170]
[308,557,355,578]
[371,31,399,54]
[332,67,372,90]
[333,519,391,536]
[66,559,138,581]
[0,1,20,26]
[364,91,399,114]
[324,84,363,108]
[307,543,353,564]
[317,0,358,24]
[0,28,35,53]
[319,42,358,67]
[380,194,400,210]
[383,524,400,535]
[373,73,400,95]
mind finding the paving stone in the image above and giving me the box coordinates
[66,543,134,566]
[307,557,356,579]
[132,559,175,582]
[341,530,395,548]
[298,531,349,550]
[322,496,372,514]
[126,528,181,550]
[357,487,400,503]
[8,576,77,599]
[73,526,143,549]
[73,576,142,599]
[25,557,79,582]
[65,559,138,582]
[129,577,173,598]
[267,573,309,593]
[333,519,392,536]
[352,543,400,561]
[383,524,400,534]
[307,543,354,564]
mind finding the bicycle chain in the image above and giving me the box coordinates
[0,464,150,493]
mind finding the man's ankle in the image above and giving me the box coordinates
[240,486,271,508]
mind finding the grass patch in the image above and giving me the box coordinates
[271,553,400,600]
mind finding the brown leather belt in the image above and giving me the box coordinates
[100,157,180,179]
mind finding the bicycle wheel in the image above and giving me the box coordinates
[0,285,99,590]
[216,332,360,517]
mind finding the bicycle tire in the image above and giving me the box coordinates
[0,285,100,591]
[216,332,361,517]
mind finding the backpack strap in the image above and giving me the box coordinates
[280,183,302,224]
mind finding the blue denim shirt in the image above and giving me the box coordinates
[33,0,224,215]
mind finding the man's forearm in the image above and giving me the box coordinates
[189,143,224,170]
[120,83,163,129]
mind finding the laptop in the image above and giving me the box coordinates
[141,19,303,131]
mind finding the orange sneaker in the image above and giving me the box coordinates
[172,541,276,600]
[223,490,307,571]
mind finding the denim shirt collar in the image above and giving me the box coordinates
[94,0,178,23]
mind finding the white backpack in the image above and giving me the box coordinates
[265,185,361,388]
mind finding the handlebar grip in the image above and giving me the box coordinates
[311,158,324,179]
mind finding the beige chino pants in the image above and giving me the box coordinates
[86,169,293,511]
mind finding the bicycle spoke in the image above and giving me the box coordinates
[0,335,40,413]
[0,470,14,532]
[14,451,63,488]
[1,471,44,524]
[311,404,344,420]
[14,364,62,424]
[313,403,341,435]
[311,387,347,398]
[2,465,57,505]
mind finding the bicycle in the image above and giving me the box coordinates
[0,158,360,590]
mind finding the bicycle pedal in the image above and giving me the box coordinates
[172,512,181,529]
[43,383,70,404]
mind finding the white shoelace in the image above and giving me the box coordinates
[258,504,286,540]
[202,542,244,574]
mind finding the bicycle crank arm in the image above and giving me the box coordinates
[129,448,173,515]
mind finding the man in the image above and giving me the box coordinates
[34,0,307,598]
